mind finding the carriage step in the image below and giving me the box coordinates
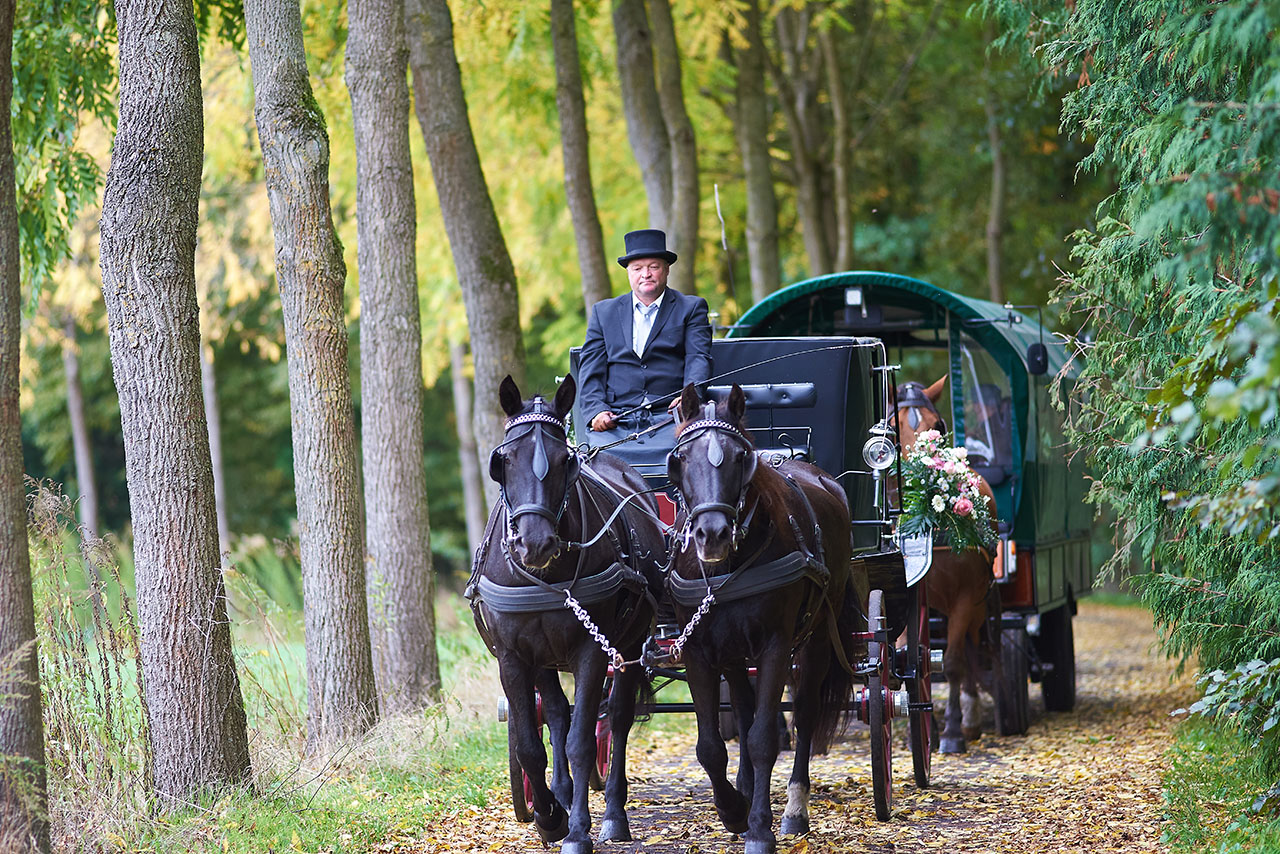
[498,698,508,722]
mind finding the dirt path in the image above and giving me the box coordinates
[420,602,1195,853]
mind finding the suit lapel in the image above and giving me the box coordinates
[615,294,633,355]
[643,290,676,356]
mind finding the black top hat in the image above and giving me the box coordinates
[617,229,677,267]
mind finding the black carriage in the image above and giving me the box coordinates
[564,334,935,821]
[728,271,1098,730]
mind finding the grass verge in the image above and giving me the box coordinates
[1164,720,1280,853]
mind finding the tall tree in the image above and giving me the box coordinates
[199,340,231,562]
[730,1,781,301]
[346,0,441,713]
[406,0,527,502]
[550,0,612,312]
[244,0,378,745]
[982,21,1005,304]
[61,316,98,538]
[449,340,486,556]
[649,0,700,295]
[97,0,251,799]
[0,0,49,846]
[613,0,673,234]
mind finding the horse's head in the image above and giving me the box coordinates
[895,375,948,451]
[491,374,581,571]
[669,383,757,565]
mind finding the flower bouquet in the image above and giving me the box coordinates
[899,429,996,553]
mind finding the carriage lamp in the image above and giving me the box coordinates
[862,421,897,471]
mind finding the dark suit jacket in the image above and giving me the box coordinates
[578,288,713,420]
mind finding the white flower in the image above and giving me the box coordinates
[955,446,969,459]
[931,494,946,513]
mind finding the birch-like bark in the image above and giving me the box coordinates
[550,0,611,313]
[0,0,50,845]
[612,0,672,234]
[61,315,98,539]
[244,0,378,746]
[99,0,250,799]
[406,0,526,506]
[199,340,230,563]
[347,0,441,712]
[648,0,699,296]
[983,22,1005,305]
[731,0,780,301]
[450,340,487,558]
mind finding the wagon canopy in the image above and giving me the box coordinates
[727,271,1090,551]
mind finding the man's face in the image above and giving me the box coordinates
[627,258,669,305]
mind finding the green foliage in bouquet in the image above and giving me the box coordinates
[899,429,997,554]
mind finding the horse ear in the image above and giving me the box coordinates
[678,383,701,421]
[499,375,523,417]
[925,375,947,404]
[553,374,577,419]
[728,384,747,422]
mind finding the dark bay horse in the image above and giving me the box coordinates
[896,376,1004,754]
[468,375,665,854]
[665,384,861,854]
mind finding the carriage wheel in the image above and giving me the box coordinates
[507,716,534,823]
[589,716,611,791]
[1038,603,1077,712]
[907,583,933,789]
[867,589,893,821]
[996,627,1030,735]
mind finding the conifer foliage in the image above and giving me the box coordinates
[990,0,1280,781]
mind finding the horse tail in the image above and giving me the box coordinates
[811,583,860,754]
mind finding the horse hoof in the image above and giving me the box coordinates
[717,809,749,835]
[560,840,592,854]
[744,839,777,854]
[940,736,967,754]
[963,727,983,742]
[534,805,569,844]
[598,818,631,842]
[781,815,809,836]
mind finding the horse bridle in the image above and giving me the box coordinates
[895,381,948,435]
[490,400,582,543]
[669,403,757,550]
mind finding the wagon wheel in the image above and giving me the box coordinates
[507,716,533,823]
[867,589,893,821]
[996,626,1030,735]
[1038,603,1077,712]
[906,583,933,789]
[589,714,611,791]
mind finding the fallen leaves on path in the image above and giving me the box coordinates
[411,602,1193,853]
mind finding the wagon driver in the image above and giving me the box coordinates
[578,229,712,464]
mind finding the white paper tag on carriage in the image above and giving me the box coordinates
[899,530,934,588]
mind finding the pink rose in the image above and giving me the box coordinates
[953,497,973,516]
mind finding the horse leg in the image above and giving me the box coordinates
[498,659,568,843]
[686,652,749,834]
[723,667,756,799]
[742,644,789,854]
[535,668,573,808]
[598,661,640,842]
[780,642,826,837]
[939,608,969,754]
[562,647,609,854]
[961,633,985,742]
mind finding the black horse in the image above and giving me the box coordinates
[468,375,665,854]
[664,384,863,854]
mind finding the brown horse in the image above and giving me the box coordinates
[665,384,861,854]
[896,376,1004,754]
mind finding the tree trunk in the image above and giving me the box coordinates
[983,22,1005,305]
[199,339,230,564]
[612,0,672,234]
[648,0,699,296]
[820,28,852,272]
[769,5,831,277]
[61,315,98,539]
[0,0,49,845]
[98,0,250,800]
[731,0,780,302]
[406,0,526,506]
[347,0,441,713]
[244,0,378,746]
[550,0,611,313]
[450,340,487,559]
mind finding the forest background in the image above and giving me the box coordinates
[4,0,1280,851]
